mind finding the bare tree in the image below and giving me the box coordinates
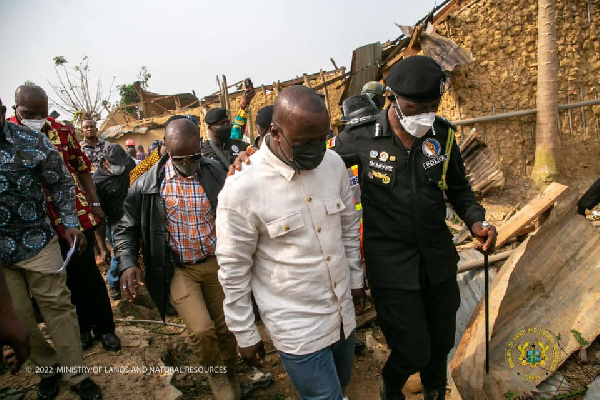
[531,0,559,186]
[48,56,115,123]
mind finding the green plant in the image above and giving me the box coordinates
[571,330,589,347]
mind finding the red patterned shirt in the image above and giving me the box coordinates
[7,116,100,237]
[160,159,216,264]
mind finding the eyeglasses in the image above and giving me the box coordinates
[170,152,202,164]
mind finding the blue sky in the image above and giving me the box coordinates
[1,0,439,116]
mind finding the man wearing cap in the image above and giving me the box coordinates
[202,107,250,171]
[333,56,497,399]
[93,144,136,300]
[361,81,386,110]
[228,56,498,400]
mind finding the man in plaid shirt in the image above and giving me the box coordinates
[115,118,239,399]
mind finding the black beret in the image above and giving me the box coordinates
[386,55,446,103]
[204,108,229,125]
[255,105,274,129]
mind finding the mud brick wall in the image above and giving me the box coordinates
[433,0,600,179]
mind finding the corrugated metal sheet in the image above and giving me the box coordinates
[341,42,383,101]
[459,131,505,197]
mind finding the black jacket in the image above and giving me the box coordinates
[92,159,136,226]
[332,109,485,290]
[114,154,226,319]
[201,138,248,171]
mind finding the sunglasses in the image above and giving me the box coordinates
[170,151,202,164]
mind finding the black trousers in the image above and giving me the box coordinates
[371,277,461,391]
[60,229,115,336]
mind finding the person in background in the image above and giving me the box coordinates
[10,85,120,355]
[93,143,136,300]
[115,118,239,399]
[79,119,106,172]
[1,97,103,400]
[202,107,249,171]
[217,86,364,399]
[136,144,147,161]
[127,147,140,165]
[361,81,387,110]
[253,105,273,149]
[125,138,136,150]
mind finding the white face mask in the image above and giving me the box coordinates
[109,164,126,175]
[21,118,47,131]
[394,98,435,138]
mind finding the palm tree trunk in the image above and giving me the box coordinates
[531,0,560,186]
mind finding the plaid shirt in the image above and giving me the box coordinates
[160,159,216,264]
[7,116,99,238]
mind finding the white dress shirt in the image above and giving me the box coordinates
[216,140,362,355]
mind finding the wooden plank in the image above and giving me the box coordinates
[496,182,569,248]
[456,250,514,273]
[451,188,600,399]
[319,69,331,115]
[222,75,231,115]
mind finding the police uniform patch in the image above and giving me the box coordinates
[390,156,396,162]
[379,151,389,162]
[370,150,378,159]
[231,145,239,154]
[422,138,442,158]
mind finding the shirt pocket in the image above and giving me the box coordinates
[265,211,305,238]
[324,195,346,215]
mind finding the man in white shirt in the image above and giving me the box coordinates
[216,85,365,399]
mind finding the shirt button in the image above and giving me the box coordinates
[336,203,341,209]
[283,225,290,231]
[307,196,313,202]
[326,256,331,261]
[317,227,322,233]
[334,282,337,289]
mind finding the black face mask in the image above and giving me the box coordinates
[279,132,326,171]
[215,124,232,142]
[173,160,201,177]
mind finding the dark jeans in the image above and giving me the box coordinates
[60,229,116,336]
[371,278,461,391]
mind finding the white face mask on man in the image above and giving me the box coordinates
[393,97,435,138]
[21,118,47,131]
[109,164,126,175]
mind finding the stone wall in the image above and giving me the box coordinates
[433,0,600,179]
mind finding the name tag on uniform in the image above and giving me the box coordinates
[423,154,448,170]
[369,160,394,172]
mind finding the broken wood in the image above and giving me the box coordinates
[303,73,312,88]
[496,182,569,248]
[456,250,514,273]
[356,308,377,329]
[319,69,331,115]
[451,188,600,399]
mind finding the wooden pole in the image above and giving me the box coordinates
[222,75,231,117]
[319,69,331,115]
[303,73,312,88]
[247,107,254,145]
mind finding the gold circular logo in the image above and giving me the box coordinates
[505,326,560,382]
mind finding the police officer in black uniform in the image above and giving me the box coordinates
[331,56,497,400]
[201,108,248,171]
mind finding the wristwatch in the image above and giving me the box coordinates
[92,202,101,207]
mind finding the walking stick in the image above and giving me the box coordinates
[484,252,490,374]
[481,220,491,375]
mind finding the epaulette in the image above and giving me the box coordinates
[345,114,378,131]
[435,115,456,131]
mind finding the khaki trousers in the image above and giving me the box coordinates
[169,256,237,371]
[5,237,88,384]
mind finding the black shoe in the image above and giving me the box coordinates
[70,378,102,400]
[424,388,447,400]
[380,381,405,400]
[99,332,121,352]
[354,338,366,353]
[37,372,61,400]
[80,331,93,350]
[108,287,121,300]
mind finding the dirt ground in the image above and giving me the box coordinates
[1,142,598,399]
